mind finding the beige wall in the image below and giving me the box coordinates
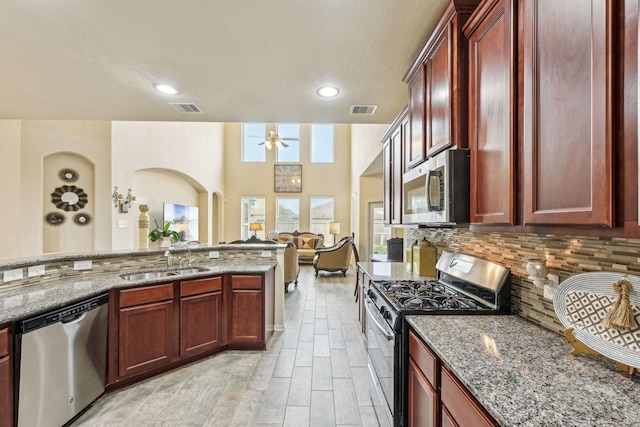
[223,123,352,242]
[350,123,388,258]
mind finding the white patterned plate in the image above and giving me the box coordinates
[553,272,640,369]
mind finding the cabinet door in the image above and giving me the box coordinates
[425,26,452,157]
[441,406,459,427]
[383,141,392,224]
[180,291,223,357]
[230,275,264,344]
[408,358,438,427]
[0,356,11,427]
[466,0,516,224]
[391,125,404,224]
[441,367,497,427]
[407,66,427,169]
[119,300,175,378]
[522,0,614,226]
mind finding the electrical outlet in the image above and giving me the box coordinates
[261,251,272,257]
[74,260,93,271]
[543,284,556,300]
[28,265,46,277]
[3,268,23,283]
[209,251,219,259]
[548,274,559,287]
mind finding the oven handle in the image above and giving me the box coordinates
[364,300,395,341]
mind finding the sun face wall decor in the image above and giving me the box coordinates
[274,164,302,193]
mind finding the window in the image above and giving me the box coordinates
[276,124,300,163]
[370,202,391,255]
[310,197,334,240]
[311,124,334,163]
[241,197,265,239]
[276,198,300,232]
[243,123,266,162]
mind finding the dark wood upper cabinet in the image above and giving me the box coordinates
[464,0,516,225]
[383,141,392,224]
[382,107,408,225]
[522,0,615,226]
[404,0,479,167]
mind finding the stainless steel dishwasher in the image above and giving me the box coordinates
[14,293,109,427]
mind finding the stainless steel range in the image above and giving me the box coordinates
[364,252,510,427]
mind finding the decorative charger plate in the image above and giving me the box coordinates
[553,272,640,369]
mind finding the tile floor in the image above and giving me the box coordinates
[71,266,379,427]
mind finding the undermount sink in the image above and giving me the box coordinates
[120,266,209,281]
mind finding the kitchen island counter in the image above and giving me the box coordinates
[407,315,640,427]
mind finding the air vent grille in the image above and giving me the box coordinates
[169,103,202,113]
[350,105,377,115]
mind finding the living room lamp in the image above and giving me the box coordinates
[329,222,340,244]
[249,222,262,236]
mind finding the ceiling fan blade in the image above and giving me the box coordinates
[281,137,299,141]
[258,141,265,145]
[280,141,289,148]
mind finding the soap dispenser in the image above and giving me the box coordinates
[412,238,437,277]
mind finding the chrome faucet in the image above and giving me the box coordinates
[182,240,200,266]
[163,250,172,268]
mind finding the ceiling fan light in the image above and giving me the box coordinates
[317,86,339,97]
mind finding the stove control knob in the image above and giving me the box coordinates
[367,290,376,301]
[380,308,392,320]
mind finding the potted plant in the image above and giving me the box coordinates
[148,219,179,249]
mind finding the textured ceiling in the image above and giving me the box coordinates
[0,0,448,124]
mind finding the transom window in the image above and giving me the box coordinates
[311,124,334,163]
[276,124,300,163]
[242,123,266,162]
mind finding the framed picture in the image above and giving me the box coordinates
[274,164,302,193]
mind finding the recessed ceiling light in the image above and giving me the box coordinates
[317,86,339,97]
[154,84,179,95]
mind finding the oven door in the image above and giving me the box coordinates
[365,298,395,427]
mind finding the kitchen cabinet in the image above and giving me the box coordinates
[180,276,223,358]
[403,0,479,166]
[0,325,12,427]
[408,330,439,427]
[441,366,498,427]
[117,283,176,379]
[464,0,516,225]
[408,328,498,427]
[229,274,266,346]
[382,107,408,225]
[521,0,614,226]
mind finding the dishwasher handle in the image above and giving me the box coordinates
[61,312,88,324]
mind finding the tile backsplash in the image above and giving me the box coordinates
[406,227,640,335]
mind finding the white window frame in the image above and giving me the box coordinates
[276,197,300,232]
[311,124,334,163]
[310,197,335,241]
[241,197,266,240]
[242,123,266,162]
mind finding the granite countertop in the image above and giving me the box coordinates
[407,315,640,427]
[357,261,436,281]
[0,261,276,324]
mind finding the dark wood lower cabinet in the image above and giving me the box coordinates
[408,358,438,427]
[0,325,12,427]
[180,277,223,358]
[230,275,264,344]
[409,328,498,427]
[118,299,175,378]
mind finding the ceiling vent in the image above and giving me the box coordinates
[169,103,202,113]
[350,105,377,115]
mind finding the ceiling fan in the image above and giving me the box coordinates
[255,126,299,150]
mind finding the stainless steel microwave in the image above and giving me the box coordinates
[402,148,470,226]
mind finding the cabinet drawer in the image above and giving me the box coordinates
[120,283,174,308]
[0,327,8,357]
[180,276,222,297]
[409,329,439,388]
[441,366,497,427]
[231,275,262,290]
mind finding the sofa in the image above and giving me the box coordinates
[276,231,324,263]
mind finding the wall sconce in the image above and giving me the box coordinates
[329,222,341,244]
[113,186,134,213]
[526,258,550,288]
[249,222,263,236]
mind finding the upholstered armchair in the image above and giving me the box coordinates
[312,236,358,277]
[283,242,300,293]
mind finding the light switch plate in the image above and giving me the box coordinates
[3,268,23,283]
[28,265,46,277]
[74,260,93,270]
[117,220,128,229]
[209,251,219,259]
